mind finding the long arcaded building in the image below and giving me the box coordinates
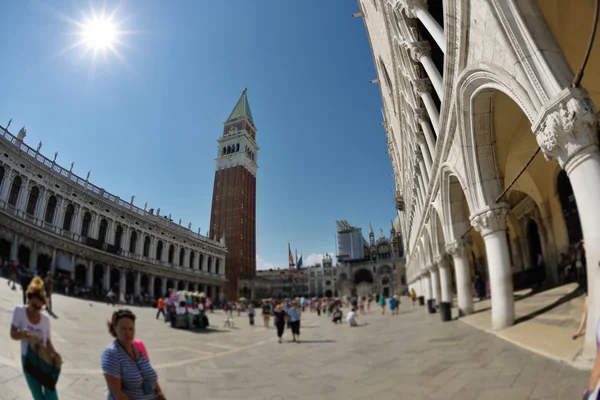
[357,0,600,358]
[0,125,227,300]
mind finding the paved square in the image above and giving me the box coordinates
[0,284,589,399]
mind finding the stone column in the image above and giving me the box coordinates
[104,266,111,292]
[161,278,167,297]
[16,176,30,213]
[446,241,473,315]
[30,242,38,272]
[121,227,129,253]
[54,197,66,231]
[430,266,442,306]
[119,271,126,293]
[471,205,513,330]
[87,260,94,287]
[0,167,13,203]
[134,272,141,297]
[51,248,57,275]
[135,231,143,255]
[401,0,445,53]
[34,187,47,226]
[90,212,99,239]
[149,276,155,298]
[184,249,190,268]
[415,131,433,175]
[72,205,83,237]
[161,241,168,263]
[408,41,443,101]
[413,79,440,135]
[437,256,453,303]
[107,220,115,245]
[415,149,429,186]
[202,254,208,272]
[533,88,600,357]
[422,271,432,300]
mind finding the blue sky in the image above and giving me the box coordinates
[0,0,396,270]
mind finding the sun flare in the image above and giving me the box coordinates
[82,18,117,50]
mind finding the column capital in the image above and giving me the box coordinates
[446,240,468,258]
[400,0,426,18]
[414,130,427,145]
[407,41,431,63]
[415,147,424,162]
[533,87,599,172]
[412,79,432,96]
[470,204,510,237]
[414,108,429,123]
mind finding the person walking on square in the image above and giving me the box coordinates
[248,304,255,326]
[156,297,165,320]
[379,293,387,315]
[261,300,271,328]
[102,309,166,400]
[410,288,417,306]
[273,304,286,343]
[287,301,301,343]
[389,295,398,315]
[10,277,62,400]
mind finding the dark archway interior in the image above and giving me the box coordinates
[126,272,135,295]
[0,239,10,262]
[177,281,185,291]
[354,269,374,284]
[154,277,162,299]
[17,246,30,268]
[110,269,120,292]
[75,265,86,286]
[37,254,51,276]
[527,220,543,269]
[93,265,104,294]
[166,279,174,291]
[141,275,149,295]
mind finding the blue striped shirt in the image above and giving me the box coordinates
[101,340,158,400]
[287,308,301,322]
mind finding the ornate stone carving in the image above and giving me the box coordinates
[412,79,432,97]
[400,0,426,18]
[415,147,424,162]
[534,88,598,170]
[408,41,431,63]
[445,240,467,258]
[470,205,509,237]
[414,130,427,145]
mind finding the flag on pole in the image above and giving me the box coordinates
[297,254,303,270]
[288,242,295,269]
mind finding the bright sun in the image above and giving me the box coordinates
[82,18,117,50]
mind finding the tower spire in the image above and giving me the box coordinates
[225,87,254,126]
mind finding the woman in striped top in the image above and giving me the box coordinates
[101,309,166,400]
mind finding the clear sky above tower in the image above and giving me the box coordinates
[0,0,396,270]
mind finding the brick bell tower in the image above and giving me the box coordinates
[209,88,258,300]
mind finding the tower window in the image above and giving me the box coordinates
[241,203,243,209]
[217,182,220,187]
[241,189,244,194]
[213,224,216,229]
[216,196,219,200]
[240,219,243,224]
[214,210,218,215]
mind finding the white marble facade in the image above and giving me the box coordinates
[358,0,600,358]
[0,126,226,300]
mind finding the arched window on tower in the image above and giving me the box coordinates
[98,218,108,242]
[8,176,21,207]
[62,204,74,231]
[215,258,220,275]
[179,248,185,266]
[189,250,195,269]
[81,212,91,237]
[236,143,240,152]
[222,147,226,156]
[0,166,4,188]
[26,186,39,216]
[45,195,57,225]
[114,225,123,249]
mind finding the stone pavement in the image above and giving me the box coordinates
[0,280,589,399]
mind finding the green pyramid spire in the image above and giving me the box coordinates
[225,87,254,126]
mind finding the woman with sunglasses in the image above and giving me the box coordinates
[10,276,61,400]
[102,309,166,400]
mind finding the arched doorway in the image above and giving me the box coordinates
[166,279,174,291]
[126,271,135,295]
[325,289,333,297]
[141,274,149,295]
[75,264,87,286]
[187,282,194,291]
[37,254,52,277]
[17,245,30,269]
[354,269,374,297]
[557,170,583,245]
[177,281,184,291]
[154,277,162,298]
[110,268,120,292]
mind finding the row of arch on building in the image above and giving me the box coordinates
[221,143,255,162]
[0,165,223,275]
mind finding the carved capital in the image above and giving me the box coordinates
[408,41,431,63]
[400,0,426,18]
[445,240,467,258]
[415,130,427,145]
[533,87,599,171]
[470,204,509,237]
[414,108,428,124]
[415,147,424,162]
[412,79,432,97]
